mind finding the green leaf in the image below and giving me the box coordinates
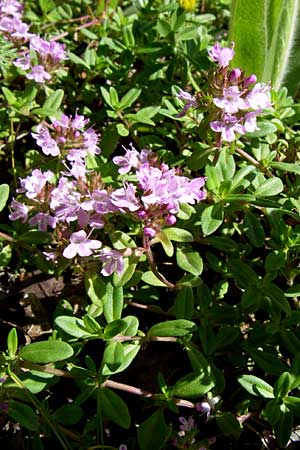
[169,287,194,319]
[42,89,64,112]
[2,87,16,105]
[284,396,300,418]
[0,184,9,212]
[100,388,131,429]
[265,250,286,272]
[103,319,128,339]
[156,231,174,257]
[0,244,12,267]
[244,211,265,247]
[228,259,258,288]
[54,405,83,425]
[254,177,283,197]
[238,374,274,398]
[244,345,288,375]
[216,412,242,439]
[249,121,277,138]
[102,283,123,322]
[100,86,113,108]
[102,344,140,376]
[263,282,291,316]
[171,370,215,398]
[290,356,300,389]
[113,260,137,287]
[157,19,172,37]
[83,314,102,334]
[141,271,169,287]
[148,319,197,337]
[7,328,18,358]
[271,161,300,174]
[229,0,267,79]
[274,372,291,399]
[273,404,293,448]
[8,402,38,431]
[116,123,129,136]
[19,340,74,363]
[201,204,224,235]
[241,286,263,313]
[216,148,236,181]
[163,227,194,242]
[55,316,96,338]
[121,315,139,336]
[20,370,55,394]
[176,247,203,275]
[119,88,142,110]
[68,51,90,69]
[137,409,167,450]
[18,231,52,244]
[102,342,124,372]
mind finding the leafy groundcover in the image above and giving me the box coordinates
[1,0,300,449]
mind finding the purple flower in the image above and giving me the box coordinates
[83,128,100,156]
[32,124,60,157]
[213,86,247,114]
[28,212,57,231]
[0,0,23,18]
[113,144,151,174]
[179,416,195,432]
[30,36,67,64]
[19,169,53,199]
[208,42,234,68]
[110,183,141,212]
[26,65,51,83]
[113,146,140,174]
[245,83,271,110]
[0,17,33,42]
[98,248,124,276]
[244,110,260,133]
[196,396,220,421]
[176,89,198,117]
[9,199,28,222]
[14,54,31,70]
[63,230,102,259]
[139,164,205,213]
[210,114,246,142]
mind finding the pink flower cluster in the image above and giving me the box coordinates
[0,0,33,44]
[177,42,271,142]
[208,43,271,142]
[32,113,100,178]
[0,0,67,83]
[14,35,67,83]
[112,145,206,237]
[9,125,206,276]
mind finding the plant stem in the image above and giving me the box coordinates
[143,235,175,289]
[236,147,274,177]
[102,379,195,408]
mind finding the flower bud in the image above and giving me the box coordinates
[244,74,257,88]
[228,68,242,83]
[138,210,147,220]
[144,226,156,238]
[165,214,176,225]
